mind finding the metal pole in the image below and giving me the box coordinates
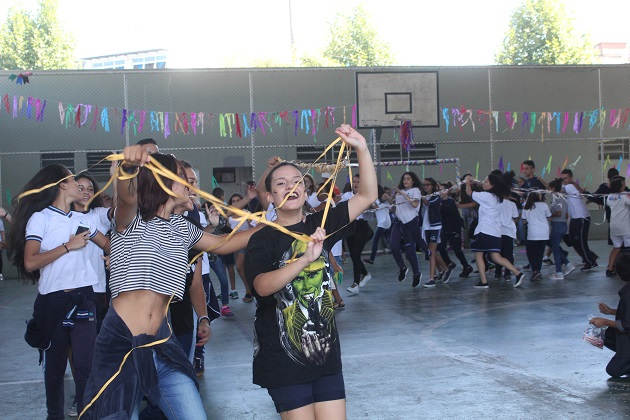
[598,68,604,182]
[487,69,494,170]
[249,73,256,181]
[123,74,130,147]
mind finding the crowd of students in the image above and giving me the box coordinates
[6,131,630,419]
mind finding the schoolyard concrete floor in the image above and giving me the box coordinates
[1,240,630,419]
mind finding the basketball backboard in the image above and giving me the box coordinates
[355,71,439,128]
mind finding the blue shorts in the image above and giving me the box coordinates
[470,233,501,252]
[424,229,441,244]
[267,371,346,413]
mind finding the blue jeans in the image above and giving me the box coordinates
[550,221,569,273]
[210,257,229,305]
[368,226,389,261]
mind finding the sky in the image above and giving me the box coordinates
[1,0,630,68]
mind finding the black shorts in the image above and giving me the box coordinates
[266,371,346,413]
[219,253,235,266]
[470,233,501,252]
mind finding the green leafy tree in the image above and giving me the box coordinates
[495,0,596,65]
[0,0,77,70]
[323,4,394,67]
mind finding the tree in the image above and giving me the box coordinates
[0,0,77,70]
[495,0,596,65]
[323,4,395,67]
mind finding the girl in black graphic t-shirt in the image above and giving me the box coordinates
[245,124,377,419]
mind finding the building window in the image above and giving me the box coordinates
[41,152,75,173]
[156,62,166,69]
[599,138,630,160]
[86,152,113,178]
[379,143,437,162]
[296,146,335,163]
[144,63,155,69]
[213,168,236,183]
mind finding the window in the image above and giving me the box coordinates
[133,64,143,69]
[115,60,125,65]
[599,138,629,160]
[156,62,166,69]
[213,168,236,183]
[144,63,155,69]
[133,58,144,64]
[296,146,335,163]
[86,152,113,178]
[41,152,75,173]
[379,143,437,162]
[93,62,103,68]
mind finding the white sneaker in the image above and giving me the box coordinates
[358,273,372,287]
[346,283,360,295]
[564,263,576,277]
[549,272,565,280]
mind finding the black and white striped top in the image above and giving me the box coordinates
[109,212,203,301]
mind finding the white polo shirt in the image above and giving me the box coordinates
[522,202,551,240]
[563,183,590,219]
[395,188,421,224]
[472,191,501,238]
[26,206,99,295]
[498,199,519,239]
[71,207,111,293]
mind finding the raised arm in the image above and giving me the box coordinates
[336,125,377,221]
[114,145,150,232]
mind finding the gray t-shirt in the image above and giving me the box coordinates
[550,195,568,223]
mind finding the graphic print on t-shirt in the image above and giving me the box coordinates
[274,239,336,366]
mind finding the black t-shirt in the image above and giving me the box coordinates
[440,198,464,233]
[169,215,202,336]
[244,201,352,388]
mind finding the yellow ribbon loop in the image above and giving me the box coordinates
[17,174,76,201]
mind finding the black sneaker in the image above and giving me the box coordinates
[542,258,554,265]
[504,274,512,282]
[442,266,454,283]
[581,263,595,272]
[412,272,422,287]
[606,269,617,277]
[530,271,542,282]
[459,265,473,278]
[362,258,374,265]
[398,266,408,281]
[473,281,489,289]
[423,279,436,288]
[514,272,525,288]
[523,264,531,271]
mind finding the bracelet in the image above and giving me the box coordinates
[62,243,70,253]
[120,164,139,175]
[197,316,210,326]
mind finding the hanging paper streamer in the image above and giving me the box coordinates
[439,163,443,176]
[605,155,611,168]
[541,165,546,178]
[212,175,219,188]
[568,155,581,170]
[617,155,623,171]
[626,163,630,178]
[422,165,425,179]
[561,156,568,170]
[399,120,413,151]
[6,189,10,206]
[507,162,511,172]
[475,162,479,180]
[387,171,393,182]
[498,156,504,172]
[8,72,32,84]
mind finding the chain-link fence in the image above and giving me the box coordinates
[1,65,629,208]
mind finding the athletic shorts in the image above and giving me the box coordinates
[219,253,235,266]
[266,371,346,413]
[470,233,501,252]
[424,229,441,244]
[610,234,630,248]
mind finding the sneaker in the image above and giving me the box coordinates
[442,266,454,284]
[194,356,205,377]
[220,305,235,317]
[362,258,374,265]
[564,263,576,277]
[486,263,496,272]
[412,272,422,288]
[358,273,372,287]
[67,395,77,417]
[242,294,254,302]
[423,279,436,288]
[473,281,489,289]
[398,266,408,281]
[542,258,554,265]
[606,269,617,277]
[581,263,594,272]
[549,272,564,280]
[436,270,445,281]
[229,291,239,300]
[504,274,512,282]
[459,265,473,278]
[530,271,542,282]
[522,264,531,271]
[347,283,360,294]
[425,249,431,261]
[514,272,526,288]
